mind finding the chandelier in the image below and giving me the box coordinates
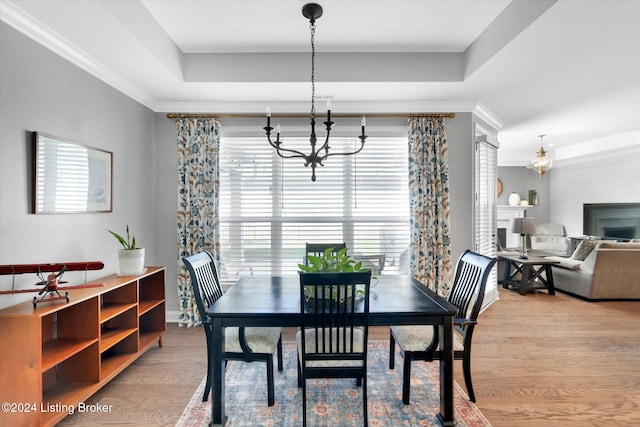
[264,3,367,182]
[530,134,553,179]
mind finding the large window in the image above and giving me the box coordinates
[219,136,410,285]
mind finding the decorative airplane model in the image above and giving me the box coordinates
[0,262,105,307]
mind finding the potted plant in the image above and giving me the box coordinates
[298,247,372,302]
[108,225,145,276]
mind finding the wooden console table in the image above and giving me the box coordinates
[499,255,559,295]
[0,267,166,427]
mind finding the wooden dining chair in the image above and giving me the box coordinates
[304,242,347,266]
[389,250,497,403]
[182,251,283,404]
[297,271,372,427]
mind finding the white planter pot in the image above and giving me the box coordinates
[118,248,145,276]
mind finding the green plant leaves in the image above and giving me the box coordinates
[297,246,370,273]
[108,225,137,250]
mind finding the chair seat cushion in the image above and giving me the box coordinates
[391,325,464,352]
[296,327,365,367]
[225,327,281,354]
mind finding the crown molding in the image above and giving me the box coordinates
[0,0,159,111]
[472,102,503,130]
[154,100,485,115]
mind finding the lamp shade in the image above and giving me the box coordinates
[509,217,536,235]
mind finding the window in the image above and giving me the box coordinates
[475,135,499,304]
[219,136,410,286]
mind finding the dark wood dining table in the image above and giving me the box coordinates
[206,274,459,426]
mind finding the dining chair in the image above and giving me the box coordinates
[389,250,497,403]
[182,251,283,404]
[297,271,373,427]
[304,242,347,266]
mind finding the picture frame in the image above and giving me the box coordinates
[32,132,113,214]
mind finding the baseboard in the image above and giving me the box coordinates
[481,286,499,313]
[166,310,181,323]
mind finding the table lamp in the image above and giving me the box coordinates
[509,217,536,259]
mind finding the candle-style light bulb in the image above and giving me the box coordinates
[361,116,366,127]
[326,100,332,122]
[266,106,271,128]
[276,124,281,135]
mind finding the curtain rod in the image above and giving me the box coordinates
[166,112,455,119]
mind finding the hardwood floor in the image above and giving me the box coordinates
[58,288,640,426]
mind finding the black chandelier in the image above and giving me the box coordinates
[264,3,367,182]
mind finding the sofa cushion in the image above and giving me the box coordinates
[531,236,569,254]
[534,223,565,236]
[571,240,600,261]
[598,242,640,249]
[546,256,582,270]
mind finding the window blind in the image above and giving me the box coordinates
[475,138,498,292]
[219,137,410,286]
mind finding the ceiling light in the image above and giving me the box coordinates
[263,3,367,182]
[529,134,553,179]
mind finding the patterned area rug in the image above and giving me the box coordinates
[176,341,492,427]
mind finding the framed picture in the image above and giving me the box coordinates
[32,132,113,214]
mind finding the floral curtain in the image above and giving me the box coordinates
[176,117,221,326]
[408,117,452,296]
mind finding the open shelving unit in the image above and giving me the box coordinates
[0,267,165,427]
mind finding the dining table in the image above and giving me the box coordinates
[205,274,459,426]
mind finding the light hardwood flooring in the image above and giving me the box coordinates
[58,288,640,426]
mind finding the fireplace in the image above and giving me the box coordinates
[497,206,528,249]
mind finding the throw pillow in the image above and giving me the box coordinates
[580,243,601,274]
[570,240,599,261]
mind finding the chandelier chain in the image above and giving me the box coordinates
[310,21,316,120]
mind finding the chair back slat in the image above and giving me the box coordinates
[299,271,372,363]
[304,242,347,266]
[182,251,224,323]
[447,250,497,332]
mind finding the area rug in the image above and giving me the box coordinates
[176,341,492,427]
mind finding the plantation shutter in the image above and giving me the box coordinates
[475,136,498,300]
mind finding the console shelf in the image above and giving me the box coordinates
[0,267,165,427]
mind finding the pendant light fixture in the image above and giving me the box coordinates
[264,3,367,182]
[530,134,553,179]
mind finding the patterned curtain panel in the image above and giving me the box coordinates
[176,118,221,326]
[408,117,452,296]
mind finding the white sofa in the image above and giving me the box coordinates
[529,223,570,255]
[546,241,640,300]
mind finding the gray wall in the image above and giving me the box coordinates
[153,114,180,312]
[0,22,157,309]
[498,145,640,236]
[445,113,475,263]
[497,166,551,223]
[549,145,640,237]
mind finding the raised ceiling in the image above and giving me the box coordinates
[1,0,639,165]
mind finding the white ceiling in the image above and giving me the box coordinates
[2,0,639,165]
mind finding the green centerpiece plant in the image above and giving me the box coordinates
[298,247,372,302]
